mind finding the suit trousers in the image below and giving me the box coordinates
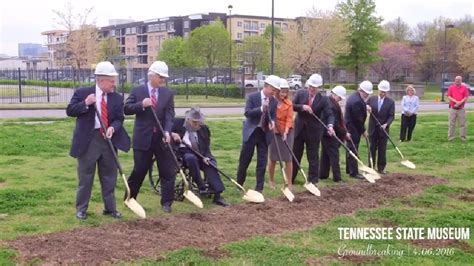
[292,127,321,183]
[345,131,361,177]
[237,127,268,192]
[76,130,118,213]
[128,133,176,206]
[400,114,417,141]
[369,129,389,172]
[319,135,342,181]
[182,152,225,194]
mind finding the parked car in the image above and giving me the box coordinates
[441,82,474,96]
[287,75,302,89]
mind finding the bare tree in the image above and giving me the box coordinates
[370,42,415,81]
[412,22,432,43]
[383,17,413,42]
[52,3,99,70]
[278,9,348,78]
[456,34,474,76]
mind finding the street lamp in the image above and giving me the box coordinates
[441,24,454,102]
[228,4,233,83]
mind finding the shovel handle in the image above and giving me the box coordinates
[369,112,406,159]
[268,112,289,187]
[283,139,309,183]
[181,141,246,192]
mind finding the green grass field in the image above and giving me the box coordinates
[0,113,473,265]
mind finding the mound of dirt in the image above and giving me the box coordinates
[7,174,445,264]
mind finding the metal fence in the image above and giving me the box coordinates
[0,67,244,104]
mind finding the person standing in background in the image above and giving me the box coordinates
[400,85,419,142]
[447,76,469,141]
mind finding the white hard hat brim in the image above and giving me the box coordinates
[150,69,169,78]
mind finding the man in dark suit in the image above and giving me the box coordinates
[67,61,131,220]
[236,75,280,192]
[124,61,176,213]
[292,73,334,184]
[320,86,348,182]
[344,80,373,179]
[366,80,395,174]
[171,107,229,207]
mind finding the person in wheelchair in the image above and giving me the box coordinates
[171,107,230,207]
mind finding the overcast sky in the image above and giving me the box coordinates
[0,0,472,56]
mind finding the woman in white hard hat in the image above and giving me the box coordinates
[366,80,395,175]
[268,79,294,190]
[320,86,348,182]
[400,85,419,142]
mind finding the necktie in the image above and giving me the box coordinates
[308,94,314,106]
[151,88,157,133]
[378,98,383,112]
[260,97,269,130]
[100,94,108,136]
[151,88,158,109]
[189,131,199,150]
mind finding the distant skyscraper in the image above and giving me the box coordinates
[18,43,48,57]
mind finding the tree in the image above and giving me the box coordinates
[412,22,432,42]
[278,9,348,78]
[334,0,384,83]
[370,42,415,81]
[158,37,198,68]
[383,17,412,42]
[52,3,99,69]
[98,37,121,62]
[456,34,474,76]
[237,36,270,78]
[186,20,230,71]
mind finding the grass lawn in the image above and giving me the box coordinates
[0,87,55,98]
[0,114,473,264]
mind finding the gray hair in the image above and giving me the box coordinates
[185,107,205,123]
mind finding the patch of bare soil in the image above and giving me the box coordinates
[6,174,445,265]
[456,189,474,202]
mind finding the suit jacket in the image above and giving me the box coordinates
[292,90,334,136]
[367,96,395,135]
[325,97,347,140]
[172,118,214,160]
[344,91,368,135]
[66,86,130,158]
[242,91,277,143]
[124,84,175,151]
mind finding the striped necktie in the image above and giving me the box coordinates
[100,94,108,136]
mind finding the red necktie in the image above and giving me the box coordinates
[151,88,158,109]
[151,88,157,133]
[100,94,108,136]
[308,94,314,106]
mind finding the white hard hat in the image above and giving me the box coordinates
[149,61,169,78]
[359,80,373,94]
[307,74,323,87]
[94,61,118,76]
[378,80,390,92]
[279,78,290,89]
[264,75,281,90]
[331,85,347,100]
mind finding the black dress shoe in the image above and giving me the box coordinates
[103,210,122,219]
[162,205,172,213]
[350,174,365,180]
[76,211,87,220]
[213,197,230,207]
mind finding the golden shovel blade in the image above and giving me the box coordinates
[281,187,295,202]
[183,190,204,208]
[401,160,416,169]
[361,172,377,183]
[359,164,379,175]
[124,198,146,219]
[242,189,265,203]
[304,182,321,196]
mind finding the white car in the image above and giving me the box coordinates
[287,77,302,89]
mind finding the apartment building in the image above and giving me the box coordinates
[41,30,68,68]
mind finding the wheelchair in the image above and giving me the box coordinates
[148,147,214,201]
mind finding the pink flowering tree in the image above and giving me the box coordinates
[371,42,415,81]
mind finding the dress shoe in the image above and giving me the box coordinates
[102,210,122,219]
[162,205,172,213]
[334,178,342,183]
[76,211,87,220]
[213,196,230,207]
[350,174,365,180]
[378,170,388,175]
